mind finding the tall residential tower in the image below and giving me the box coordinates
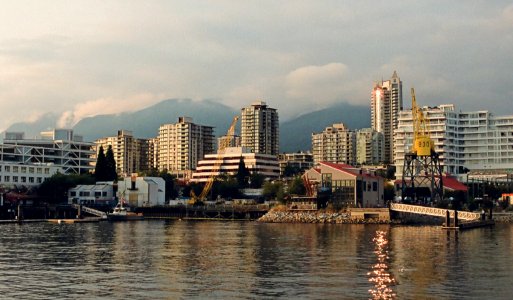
[371,71,403,164]
[240,101,279,156]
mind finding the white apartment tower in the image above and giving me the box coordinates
[371,71,403,164]
[394,104,513,180]
[312,123,356,165]
[240,101,279,156]
[157,117,214,174]
[356,128,385,166]
[94,130,149,176]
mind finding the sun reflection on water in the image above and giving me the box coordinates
[368,230,397,299]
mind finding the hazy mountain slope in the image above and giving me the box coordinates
[280,102,370,152]
[2,112,60,140]
[73,99,239,140]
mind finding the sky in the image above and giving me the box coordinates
[0,1,512,131]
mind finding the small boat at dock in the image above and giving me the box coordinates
[107,200,143,221]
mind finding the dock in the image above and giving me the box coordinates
[442,219,495,230]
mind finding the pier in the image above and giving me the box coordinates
[390,203,494,230]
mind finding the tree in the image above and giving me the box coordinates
[236,156,250,188]
[159,170,178,201]
[263,181,285,202]
[105,145,118,181]
[37,173,96,204]
[249,173,265,188]
[288,176,306,195]
[283,164,301,177]
[94,146,108,181]
[213,176,240,199]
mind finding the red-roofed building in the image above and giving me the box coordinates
[303,162,384,209]
[394,175,468,200]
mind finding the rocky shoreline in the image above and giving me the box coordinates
[257,210,398,224]
[258,210,513,224]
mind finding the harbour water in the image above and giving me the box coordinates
[0,221,512,299]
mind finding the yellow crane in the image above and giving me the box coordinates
[401,88,443,204]
[410,88,434,156]
[189,115,239,205]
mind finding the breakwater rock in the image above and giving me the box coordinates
[493,213,513,223]
[257,210,396,224]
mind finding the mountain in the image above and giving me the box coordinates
[73,99,239,140]
[2,112,60,140]
[280,102,370,152]
[3,99,370,152]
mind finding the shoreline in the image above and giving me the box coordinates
[257,210,400,224]
[258,210,513,224]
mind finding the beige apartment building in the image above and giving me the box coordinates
[312,123,356,166]
[94,130,150,176]
[241,101,279,156]
[157,117,214,177]
[356,128,384,166]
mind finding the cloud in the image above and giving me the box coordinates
[285,63,351,105]
[57,93,164,128]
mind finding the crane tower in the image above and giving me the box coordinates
[401,88,444,204]
[190,115,239,205]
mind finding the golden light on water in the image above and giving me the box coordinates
[368,230,397,299]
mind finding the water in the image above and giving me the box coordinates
[0,221,512,299]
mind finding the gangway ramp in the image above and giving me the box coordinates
[71,204,108,219]
[390,203,480,221]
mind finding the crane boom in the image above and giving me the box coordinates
[190,115,239,204]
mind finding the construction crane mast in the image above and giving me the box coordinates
[401,88,444,204]
[190,115,239,205]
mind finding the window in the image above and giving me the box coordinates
[95,192,102,197]
[37,178,43,184]
[13,166,19,173]
[37,168,42,174]
[21,167,27,173]
[373,182,377,191]
[29,177,35,183]
[13,176,18,182]
[21,177,26,183]
[44,168,50,174]
[4,176,9,182]
[29,167,34,173]
[4,166,10,172]
[363,181,367,191]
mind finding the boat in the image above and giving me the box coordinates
[107,199,144,221]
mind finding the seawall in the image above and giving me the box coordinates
[258,210,398,224]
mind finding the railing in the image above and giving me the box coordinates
[390,203,480,220]
[71,204,108,219]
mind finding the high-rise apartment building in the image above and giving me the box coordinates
[157,117,214,176]
[147,137,159,171]
[394,104,513,180]
[94,130,150,176]
[312,123,356,165]
[371,71,402,164]
[356,128,384,166]
[240,101,279,156]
